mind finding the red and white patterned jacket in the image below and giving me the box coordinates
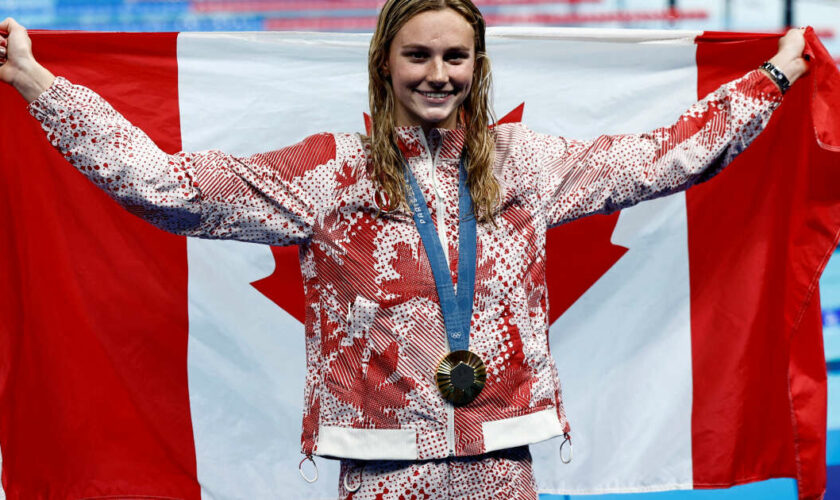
[27,71,782,461]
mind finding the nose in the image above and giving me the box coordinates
[427,58,447,87]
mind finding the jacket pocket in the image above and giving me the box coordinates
[341,295,379,374]
[323,296,380,405]
[347,295,379,342]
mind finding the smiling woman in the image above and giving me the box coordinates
[385,9,475,131]
[0,0,812,498]
[366,0,500,226]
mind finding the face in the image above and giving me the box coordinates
[385,8,476,132]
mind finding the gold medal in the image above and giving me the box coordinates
[436,350,487,406]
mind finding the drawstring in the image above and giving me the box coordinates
[298,454,319,483]
[560,432,573,464]
[343,462,365,493]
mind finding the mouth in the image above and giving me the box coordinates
[414,89,457,102]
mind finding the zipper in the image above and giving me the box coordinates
[447,402,456,456]
[430,144,450,267]
[416,130,457,456]
[416,131,450,264]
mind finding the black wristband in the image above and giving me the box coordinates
[760,61,791,94]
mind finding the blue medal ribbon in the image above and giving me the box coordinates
[403,155,476,353]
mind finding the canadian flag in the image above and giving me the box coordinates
[0,27,838,500]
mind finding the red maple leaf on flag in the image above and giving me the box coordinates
[251,245,306,322]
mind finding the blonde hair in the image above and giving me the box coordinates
[367,0,499,223]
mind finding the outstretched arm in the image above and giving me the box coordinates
[1,18,338,246]
[533,28,809,228]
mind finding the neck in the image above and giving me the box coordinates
[394,112,459,136]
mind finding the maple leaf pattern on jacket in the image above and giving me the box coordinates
[331,341,418,429]
[337,445,538,499]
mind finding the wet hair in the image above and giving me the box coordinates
[367,0,499,222]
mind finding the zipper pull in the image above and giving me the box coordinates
[560,432,573,464]
[299,454,319,483]
[343,462,365,493]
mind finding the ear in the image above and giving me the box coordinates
[382,61,390,78]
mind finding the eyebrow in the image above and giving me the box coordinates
[400,43,472,51]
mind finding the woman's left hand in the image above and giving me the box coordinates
[766,28,809,87]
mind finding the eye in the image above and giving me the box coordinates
[445,51,469,63]
[405,51,428,60]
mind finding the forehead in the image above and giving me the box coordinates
[392,8,475,49]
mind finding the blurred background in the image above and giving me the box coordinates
[0,0,837,56]
[2,0,839,499]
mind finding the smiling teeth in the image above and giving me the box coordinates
[420,91,450,98]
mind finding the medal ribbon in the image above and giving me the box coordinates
[403,154,476,352]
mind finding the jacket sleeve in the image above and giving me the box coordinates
[528,69,784,227]
[27,77,339,246]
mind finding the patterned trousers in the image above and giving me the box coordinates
[337,445,538,499]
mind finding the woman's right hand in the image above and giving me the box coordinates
[0,17,55,103]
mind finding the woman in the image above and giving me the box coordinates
[0,0,809,497]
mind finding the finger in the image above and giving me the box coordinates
[0,18,17,34]
[0,19,24,42]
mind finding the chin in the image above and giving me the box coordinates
[415,109,459,129]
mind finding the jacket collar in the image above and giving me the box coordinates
[396,126,466,162]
